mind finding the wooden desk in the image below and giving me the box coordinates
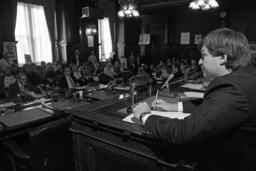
[69,91,197,171]
[0,103,74,171]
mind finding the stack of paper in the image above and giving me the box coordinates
[181,83,205,91]
[123,110,190,124]
[183,91,204,98]
[113,86,130,91]
[0,102,16,108]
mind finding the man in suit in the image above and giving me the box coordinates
[69,49,82,66]
[59,67,76,89]
[8,72,42,99]
[133,28,256,170]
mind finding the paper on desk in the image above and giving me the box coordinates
[93,76,99,81]
[0,102,16,108]
[123,110,191,124]
[113,86,130,91]
[72,85,87,90]
[181,83,205,91]
[184,91,204,98]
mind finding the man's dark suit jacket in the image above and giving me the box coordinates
[69,54,82,66]
[8,82,41,98]
[58,76,69,89]
[144,65,256,171]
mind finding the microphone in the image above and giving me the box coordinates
[161,73,174,89]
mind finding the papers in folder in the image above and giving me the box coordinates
[123,110,190,124]
[72,85,87,90]
[184,91,204,99]
[0,102,16,108]
[113,86,130,91]
[181,83,205,91]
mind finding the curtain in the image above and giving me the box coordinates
[15,2,52,64]
[98,18,113,61]
[0,0,17,51]
[43,0,56,61]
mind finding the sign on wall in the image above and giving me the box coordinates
[181,32,190,44]
[194,34,202,44]
[88,36,94,47]
[3,42,17,62]
[138,34,150,45]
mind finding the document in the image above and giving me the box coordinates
[113,86,130,91]
[183,91,204,98]
[0,102,16,108]
[0,108,52,127]
[72,85,87,90]
[123,110,190,124]
[181,83,205,91]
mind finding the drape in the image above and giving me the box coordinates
[18,0,56,61]
[43,0,56,61]
[0,0,17,53]
[15,2,52,64]
[98,18,113,61]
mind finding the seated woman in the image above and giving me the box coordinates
[98,63,117,84]
[3,74,17,97]
[40,70,56,90]
[171,63,183,79]
[113,61,121,74]
[104,63,117,78]
[71,64,86,86]
[80,63,94,83]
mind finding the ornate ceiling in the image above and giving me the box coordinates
[138,0,190,10]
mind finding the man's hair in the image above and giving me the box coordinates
[203,28,250,70]
[250,43,256,66]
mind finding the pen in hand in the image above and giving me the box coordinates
[155,89,159,101]
[152,90,159,110]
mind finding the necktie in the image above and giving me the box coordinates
[67,76,75,88]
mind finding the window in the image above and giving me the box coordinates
[98,18,112,62]
[15,2,52,65]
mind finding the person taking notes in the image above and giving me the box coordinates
[133,28,256,171]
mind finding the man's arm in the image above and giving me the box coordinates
[143,83,249,145]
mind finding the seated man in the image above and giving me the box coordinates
[3,74,17,97]
[8,72,42,99]
[59,67,77,89]
[133,28,256,170]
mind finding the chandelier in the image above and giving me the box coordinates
[189,0,219,10]
[117,0,139,18]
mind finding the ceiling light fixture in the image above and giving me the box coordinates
[189,0,219,10]
[118,0,139,18]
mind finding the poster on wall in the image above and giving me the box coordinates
[3,42,17,62]
[24,54,32,64]
[194,34,202,44]
[138,34,150,45]
[88,36,94,47]
[181,32,190,44]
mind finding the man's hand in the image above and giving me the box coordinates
[152,99,178,111]
[133,102,151,120]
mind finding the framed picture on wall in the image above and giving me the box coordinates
[3,42,17,62]
[194,34,202,44]
[181,32,190,44]
[88,36,94,47]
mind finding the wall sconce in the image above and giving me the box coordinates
[189,0,219,10]
[86,24,97,36]
[118,0,139,18]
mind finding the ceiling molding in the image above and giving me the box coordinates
[139,0,190,9]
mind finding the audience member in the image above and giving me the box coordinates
[0,52,13,70]
[133,28,255,170]
[87,50,98,72]
[70,49,81,66]
[59,67,76,89]
[8,72,42,99]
